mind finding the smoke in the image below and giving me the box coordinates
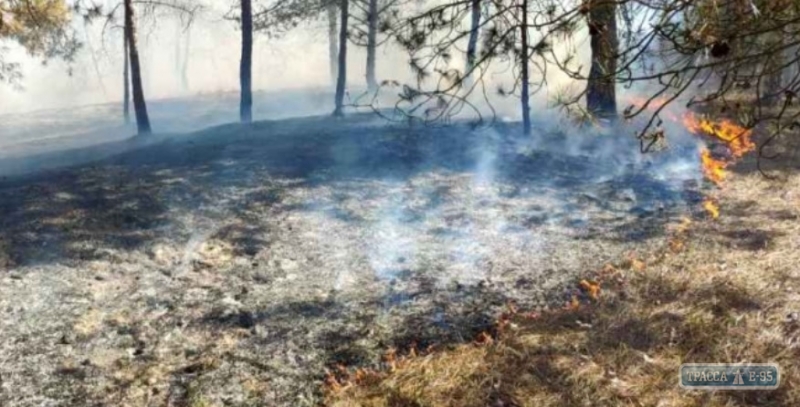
[366,180,419,282]
[473,135,498,186]
[0,0,709,195]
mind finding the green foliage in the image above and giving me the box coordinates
[0,0,79,84]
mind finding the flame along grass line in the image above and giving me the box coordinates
[683,112,755,218]
[703,198,720,219]
[683,113,755,158]
[699,148,727,186]
[623,96,756,218]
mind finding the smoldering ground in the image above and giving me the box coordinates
[0,107,711,406]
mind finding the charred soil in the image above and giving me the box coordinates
[0,114,710,406]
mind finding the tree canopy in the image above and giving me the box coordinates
[0,0,79,84]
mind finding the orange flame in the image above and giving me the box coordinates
[624,95,757,219]
[623,95,680,121]
[703,198,720,219]
[683,113,755,158]
[567,295,580,310]
[685,114,755,218]
[700,148,727,186]
[579,279,601,300]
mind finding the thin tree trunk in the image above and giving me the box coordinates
[761,41,784,106]
[365,0,378,92]
[123,29,130,125]
[730,0,749,61]
[586,0,618,120]
[182,24,191,92]
[240,0,253,123]
[124,0,151,135]
[333,0,348,117]
[84,24,108,100]
[174,21,189,93]
[761,3,788,107]
[464,0,480,87]
[520,0,531,135]
[327,2,338,86]
[175,21,182,92]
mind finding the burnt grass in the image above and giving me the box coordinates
[0,114,706,406]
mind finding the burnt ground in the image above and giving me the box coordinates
[0,114,708,406]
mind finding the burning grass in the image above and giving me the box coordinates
[1,110,793,406]
[0,116,704,407]
[683,113,755,159]
[326,172,800,407]
[700,148,728,186]
[623,94,762,218]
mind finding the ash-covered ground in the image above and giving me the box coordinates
[0,113,707,406]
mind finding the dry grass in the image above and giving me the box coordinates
[72,308,106,338]
[326,171,800,407]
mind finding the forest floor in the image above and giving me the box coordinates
[327,147,800,406]
[0,112,764,406]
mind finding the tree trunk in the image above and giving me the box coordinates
[761,41,784,106]
[333,0,349,117]
[520,0,531,135]
[124,0,151,135]
[175,21,182,92]
[760,3,789,107]
[123,29,130,125]
[84,25,108,100]
[240,0,253,123]
[174,21,190,93]
[586,0,618,120]
[182,24,191,92]
[464,0,480,87]
[327,2,338,86]
[365,0,378,92]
